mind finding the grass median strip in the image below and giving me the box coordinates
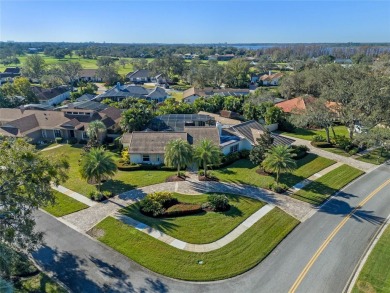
[214,154,335,189]
[120,193,265,244]
[94,208,299,281]
[353,225,390,293]
[43,190,89,217]
[291,165,364,205]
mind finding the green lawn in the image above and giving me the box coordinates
[43,190,88,217]
[94,208,299,281]
[121,193,265,244]
[15,273,67,293]
[357,148,390,165]
[291,165,364,205]
[353,225,390,293]
[42,144,176,197]
[214,154,335,189]
[280,126,349,141]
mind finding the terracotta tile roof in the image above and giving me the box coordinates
[275,96,315,113]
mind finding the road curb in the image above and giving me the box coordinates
[344,213,390,293]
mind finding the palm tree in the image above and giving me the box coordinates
[80,147,117,191]
[86,120,106,145]
[164,139,193,176]
[262,145,297,184]
[194,139,221,177]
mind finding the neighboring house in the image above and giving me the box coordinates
[122,126,220,165]
[76,93,96,102]
[275,96,338,114]
[0,67,21,84]
[198,111,241,126]
[208,54,235,61]
[94,83,168,103]
[183,87,250,104]
[126,69,168,85]
[220,120,294,155]
[259,72,283,86]
[0,106,121,143]
[78,69,102,82]
[31,85,70,106]
[148,114,216,131]
[122,118,293,165]
[57,100,109,112]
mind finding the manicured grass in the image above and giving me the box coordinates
[121,193,265,244]
[353,225,390,293]
[42,144,175,197]
[357,148,390,165]
[15,273,67,293]
[214,154,335,189]
[280,126,349,141]
[43,190,88,217]
[325,147,352,157]
[95,208,299,281]
[291,165,364,205]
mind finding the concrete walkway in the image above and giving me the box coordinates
[40,144,64,152]
[113,204,275,252]
[51,184,96,207]
[61,180,313,233]
[282,135,376,172]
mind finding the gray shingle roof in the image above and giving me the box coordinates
[128,132,188,154]
[96,84,166,100]
[126,69,151,79]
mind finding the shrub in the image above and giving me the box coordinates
[333,135,353,151]
[312,135,326,142]
[55,137,63,144]
[291,145,309,159]
[116,163,141,171]
[278,119,296,132]
[311,141,333,148]
[78,139,88,145]
[140,192,178,217]
[207,194,230,212]
[164,203,203,217]
[67,137,78,145]
[239,150,250,159]
[349,148,358,155]
[269,183,288,193]
[89,191,104,201]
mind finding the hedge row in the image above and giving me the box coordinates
[117,163,176,171]
[163,203,203,217]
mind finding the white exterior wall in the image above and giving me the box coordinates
[221,139,253,155]
[130,153,164,165]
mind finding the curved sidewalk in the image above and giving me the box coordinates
[113,204,274,252]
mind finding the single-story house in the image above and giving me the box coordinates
[122,119,293,165]
[0,106,121,143]
[78,69,102,82]
[275,96,338,114]
[259,72,283,86]
[126,69,168,85]
[122,126,220,165]
[183,87,250,104]
[148,114,216,131]
[0,67,21,84]
[31,85,70,106]
[94,83,168,103]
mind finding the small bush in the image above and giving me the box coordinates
[239,150,250,159]
[311,141,333,148]
[207,194,230,212]
[333,135,353,151]
[67,137,78,145]
[140,192,178,217]
[89,191,104,201]
[291,144,309,159]
[312,135,326,142]
[116,163,141,171]
[164,203,203,217]
[349,148,358,155]
[55,137,63,144]
[269,183,288,193]
[78,139,87,145]
[278,119,296,132]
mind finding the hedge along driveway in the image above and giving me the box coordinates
[214,154,336,189]
[120,193,265,244]
[94,208,299,281]
[42,145,176,197]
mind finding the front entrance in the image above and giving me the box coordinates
[69,130,75,138]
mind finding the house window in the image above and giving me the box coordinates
[82,132,88,139]
[230,144,239,153]
[142,155,150,162]
[41,130,47,138]
[54,129,61,137]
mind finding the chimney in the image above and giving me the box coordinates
[268,70,272,76]
[216,121,222,137]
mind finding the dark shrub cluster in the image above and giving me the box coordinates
[207,194,230,212]
[140,192,178,217]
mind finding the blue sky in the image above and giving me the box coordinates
[0,1,389,43]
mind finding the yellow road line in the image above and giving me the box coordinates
[289,178,390,293]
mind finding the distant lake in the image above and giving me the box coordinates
[232,45,280,50]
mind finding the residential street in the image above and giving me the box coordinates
[32,162,390,293]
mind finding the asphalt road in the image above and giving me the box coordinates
[32,162,390,293]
